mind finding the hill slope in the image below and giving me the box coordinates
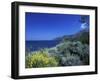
[55,28,89,44]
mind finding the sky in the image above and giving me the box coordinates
[25,12,89,40]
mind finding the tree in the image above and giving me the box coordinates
[80,16,89,24]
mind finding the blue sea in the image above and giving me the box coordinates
[26,40,60,52]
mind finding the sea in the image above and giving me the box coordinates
[25,40,60,52]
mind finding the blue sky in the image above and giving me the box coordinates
[25,12,89,40]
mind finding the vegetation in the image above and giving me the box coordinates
[26,40,89,68]
[25,15,89,68]
[25,50,58,68]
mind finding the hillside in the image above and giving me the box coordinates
[55,28,89,44]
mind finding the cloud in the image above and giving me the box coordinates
[81,23,87,29]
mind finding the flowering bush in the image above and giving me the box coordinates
[25,51,58,68]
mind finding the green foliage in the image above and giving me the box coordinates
[55,41,89,66]
[60,55,83,66]
[75,32,89,44]
[57,41,72,56]
[26,40,89,68]
[25,51,58,68]
[80,16,88,23]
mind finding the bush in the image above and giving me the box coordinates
[26,41,89,68]
[80,44,89,65]
[25,51,58,68]
[60,55,83,66]
[55,41,89,65]
[56,41,72,56]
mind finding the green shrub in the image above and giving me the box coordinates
[26,41,89,67]
[60,55,83,66]
[55,41,89,65]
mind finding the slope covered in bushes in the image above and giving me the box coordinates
[25,41,89,68]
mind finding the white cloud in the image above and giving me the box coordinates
[81,23,87,29]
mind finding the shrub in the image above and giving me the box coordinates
[81,44,89,65]
[60,55,83,66]
[25,51,58,68]
[56,41,72,56]
[26,40,89,68]
[55,41,89,65]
